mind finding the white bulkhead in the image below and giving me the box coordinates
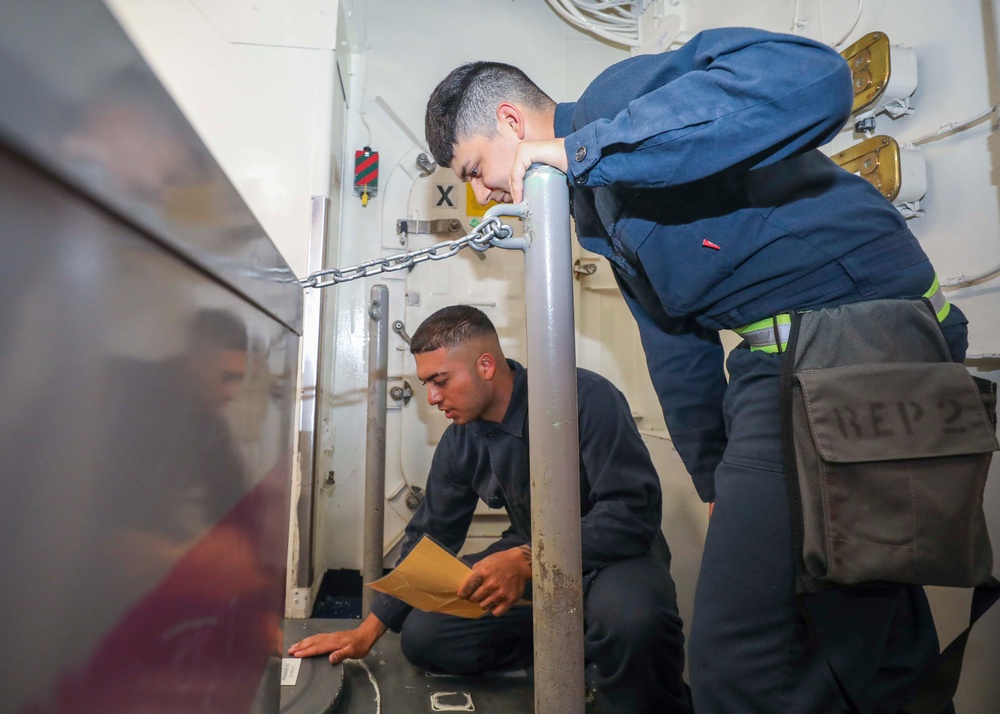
[107,0,1000,708]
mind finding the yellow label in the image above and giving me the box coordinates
[465,183,499,217]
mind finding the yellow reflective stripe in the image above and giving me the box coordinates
[923,275,951,322]
[737,314,791,352]
[733,313,791,335]
[735,277,948,352]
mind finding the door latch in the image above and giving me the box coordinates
[390,380,413,406]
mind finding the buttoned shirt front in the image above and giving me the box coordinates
[554,27,957,500]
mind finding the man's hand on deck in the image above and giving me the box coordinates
[458,545,531,617]
[287,613,388,664]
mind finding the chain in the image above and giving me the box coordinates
[299,216,515,289]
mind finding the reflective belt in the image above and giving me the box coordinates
[734,276,951,353]
[733,313,792,354]
[924,275,951,322]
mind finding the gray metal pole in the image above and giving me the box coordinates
[362,284,389,617]
[522,166,585,714]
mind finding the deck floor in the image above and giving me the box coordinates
[282,618,536,713]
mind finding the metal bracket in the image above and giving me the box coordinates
[389,380,413,406]
[416,152,437,176]
[368,294,384,321]
[573,259,598,279]
[482,202,528,251]
[405,485,424,510]
[854,114,877,135]
[397,218,463,237]
[392,320,412,345]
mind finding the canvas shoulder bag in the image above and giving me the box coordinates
[779,298,999,713]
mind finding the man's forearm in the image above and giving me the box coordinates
[359,613,389,646]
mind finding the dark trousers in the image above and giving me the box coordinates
[399,540,691,714]
[688,345,945,713]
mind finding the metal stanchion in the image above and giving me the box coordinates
[362,284,389,617]
[487,166,584,713]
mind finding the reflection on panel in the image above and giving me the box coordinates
[0,148,297,714]
[0,0,301,333]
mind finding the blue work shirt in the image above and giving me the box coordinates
[371,360,663,632]
[555,27,966,501]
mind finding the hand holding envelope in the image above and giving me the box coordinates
[368,535,530,619]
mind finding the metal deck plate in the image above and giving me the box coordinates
[284,618,535,713]
[281,619,346,714]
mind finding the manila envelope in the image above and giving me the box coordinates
[368,535,530,619]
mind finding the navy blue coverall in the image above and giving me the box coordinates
[555,27,969,713]
[371,360,690,713]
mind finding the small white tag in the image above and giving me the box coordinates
[281,658,302,686]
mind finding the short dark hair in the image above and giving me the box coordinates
[425,62,554,167]
[188,308,248,353]
[410,305,497,354]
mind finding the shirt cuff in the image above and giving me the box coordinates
[564,123,601,185]
[370,591,412,633]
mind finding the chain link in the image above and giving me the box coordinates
[299,216,515,289]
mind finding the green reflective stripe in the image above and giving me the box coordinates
[733,277,948,352]
[734,313,791,336]
[923,275,951,322]
[735,314,791,351]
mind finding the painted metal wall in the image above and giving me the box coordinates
[0,2,301,711]
[317,0,632,576]
[103,0,343,280]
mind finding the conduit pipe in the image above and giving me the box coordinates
[486,165,585,713]
[362,284,389,617]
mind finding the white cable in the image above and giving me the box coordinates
[360,111,373,147]
[565,0,641,21]
[573,0,636,23]
[940,262,1000,289]
[902,106,1000,291]
[828,0,864,49]
[354,9,372,148]
[556,0,637,36]
[346,658,382,714]
[543,0,641,47]
[573,0,639,7]
[790,0,808,31]
[910,104,1000,146]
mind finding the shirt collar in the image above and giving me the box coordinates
[554,102,576,139]
[472,359,527,438]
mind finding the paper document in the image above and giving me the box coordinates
[280,658,301,686]
[367,535,529,619]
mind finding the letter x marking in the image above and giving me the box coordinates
[436,185,455,207]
